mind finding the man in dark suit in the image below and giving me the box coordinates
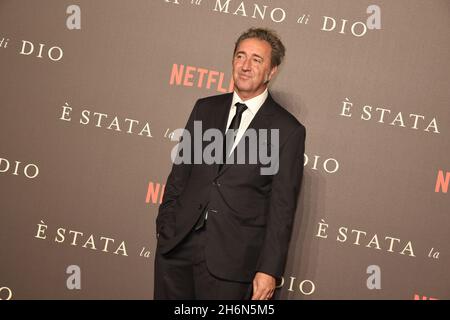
[154,28,306,300]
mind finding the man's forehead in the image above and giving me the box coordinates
[236,38,271,55]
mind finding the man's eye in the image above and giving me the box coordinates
[254,58,262,63]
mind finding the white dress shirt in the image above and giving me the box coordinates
[226,88,268,155]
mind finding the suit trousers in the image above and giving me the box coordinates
[154,213,253,300]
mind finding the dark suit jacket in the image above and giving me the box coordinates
[156,92,306,282]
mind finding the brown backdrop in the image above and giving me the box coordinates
[0,0,449,299]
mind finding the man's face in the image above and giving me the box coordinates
[232,38,277,100]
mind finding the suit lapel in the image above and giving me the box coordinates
[212,93,233,175]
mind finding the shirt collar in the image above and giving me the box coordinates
[231,88,268,115]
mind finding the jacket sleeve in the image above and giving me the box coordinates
[256,124,306,279]
[155,100,199,239]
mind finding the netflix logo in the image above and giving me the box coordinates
[169,63,234,93]
[145,181,165,205]
[414,293,438,300]
[435,170,449,194]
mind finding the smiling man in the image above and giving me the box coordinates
[154,28,306,300]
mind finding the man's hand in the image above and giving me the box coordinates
[251,272,276,300]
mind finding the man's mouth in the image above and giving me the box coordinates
[239,74,251,80]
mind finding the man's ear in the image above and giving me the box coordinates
[269,65,278,80]
[266,65,278,83]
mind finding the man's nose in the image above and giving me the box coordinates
[242,58,251,71]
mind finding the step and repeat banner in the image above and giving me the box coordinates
[0,0,448,300]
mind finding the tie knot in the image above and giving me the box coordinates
[235,102,248,115]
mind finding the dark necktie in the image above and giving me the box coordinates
[221,102,248,170]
